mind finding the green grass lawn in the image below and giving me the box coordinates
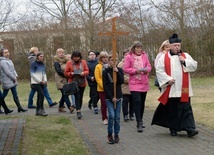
[1,81,90,155]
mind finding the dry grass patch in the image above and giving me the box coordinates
[192,102,214,129]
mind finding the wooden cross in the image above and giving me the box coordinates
[98,16,129,108]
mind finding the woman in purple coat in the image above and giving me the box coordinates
[123,41,152,132]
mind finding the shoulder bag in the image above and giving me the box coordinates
[63,81,79,95]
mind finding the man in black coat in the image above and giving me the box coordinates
[86,51,99,114]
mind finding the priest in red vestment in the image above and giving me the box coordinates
[151,33,199,137]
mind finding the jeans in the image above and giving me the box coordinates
[28,86,53,107]
[131,91,147,123]
[70,95,75,107]
[3,86,18,99]
[59,89,71,108]
[106,99,121,136]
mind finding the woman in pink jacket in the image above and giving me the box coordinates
[123,41,152,132]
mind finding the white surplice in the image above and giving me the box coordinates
[156,52,197,98]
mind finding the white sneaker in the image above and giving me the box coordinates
[103,119,108,125]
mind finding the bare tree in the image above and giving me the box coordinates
[0,0,15,32]
[149,0,214,74]
[74,0,117,50]
[30,0,75,29]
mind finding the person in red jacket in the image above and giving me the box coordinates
[64,51,89,119]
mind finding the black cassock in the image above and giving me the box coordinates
[151,97,196,131]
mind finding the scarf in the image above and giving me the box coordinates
[158,52,189,105]
[133,54,143,80]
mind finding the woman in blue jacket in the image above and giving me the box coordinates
[30,51,48,116]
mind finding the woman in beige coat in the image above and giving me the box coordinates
[118,49,134,122]
[54,48,74,113]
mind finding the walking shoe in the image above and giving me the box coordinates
[72,105,76,109]
[88,102,92,110]
[69,106,75,113]
[0,109,4,114]
[103,119,108,125]
[58,107,66,112]
[49,102,58,107]
[187,130,199,138]
[114,135,120,143]
[129,116,134,121]
[77,112,82,119]
[28,105,37,109]
[124,115,129,122]
[136,123,145,128]
[170,129,177,136]
[94,107,99,114]
[35,109,48,116]
[107,135,114,144]
[40,109,48,116]
[137,122,143,132]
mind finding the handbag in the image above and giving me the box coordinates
[73,75,85,86]
[62,81,79,95]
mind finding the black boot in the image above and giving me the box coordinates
[0,99,13,115]
[14,97,27,112]
[137,122,143,132]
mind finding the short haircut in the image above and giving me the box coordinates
[88,50,96,56]
[30,47,39,53]
[71,51,82,59]
[99,51,109,60]
[0,48,7,56]
[56,48,64,54]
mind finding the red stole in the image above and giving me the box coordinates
[158,53,189,105]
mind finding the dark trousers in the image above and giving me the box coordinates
[89,85,99,108]
[74,86,85,110]
[31,84,44,110]
[122,94,134,117]
[59,89,71,108]
[131,91,147,123]
[98,92,108,120]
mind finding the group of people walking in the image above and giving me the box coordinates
[0,33,199,145]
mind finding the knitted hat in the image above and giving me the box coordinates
[169,34,181,44]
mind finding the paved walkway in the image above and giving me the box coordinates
[1,105,214,155]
